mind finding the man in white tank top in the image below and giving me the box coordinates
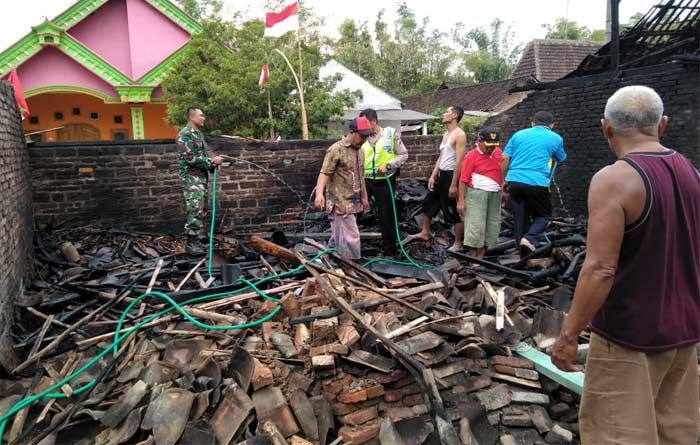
[404,106,467,252]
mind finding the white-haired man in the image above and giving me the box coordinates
[551,86,700,444]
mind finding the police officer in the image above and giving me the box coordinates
[359,108,408,257]
[176,108,223,255]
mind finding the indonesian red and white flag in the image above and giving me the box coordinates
[258,63,269,87]
[264,2,299,38]
[7,69,30,119]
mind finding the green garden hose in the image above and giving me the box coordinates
[362,176,436,271]
[0,166,333,444]
[0,168,437,441]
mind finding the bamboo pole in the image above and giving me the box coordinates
[296,26,309,140]
[272,48,308,140]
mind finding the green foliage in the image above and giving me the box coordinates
[623,12,646,31]
[543,18,606,42]
[176,0,222,20]
[427,107,447,135]
[460,115,489,137]
[163,8,357,139]
[452,19,521,83]
[589,29,606,42]
[543,12,645,43]
[329,3,471,97]
[426,108,488,139]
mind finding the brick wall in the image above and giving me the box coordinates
[487,62,700,217]
[30,135,444,234]
[0,82,33,372]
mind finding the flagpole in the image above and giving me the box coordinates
[266,87,275,141]
[266,1,308,140]
[272,48,308,140]
[296,3,309,140]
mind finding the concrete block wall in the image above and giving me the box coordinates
[29,135,444,234]
[0,81,33,372]
[487,62,700,217]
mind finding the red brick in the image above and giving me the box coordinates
[251,358,273,390]
[312,355,334,369]
[385,405,430,422]
[340,406,379,426]
[370,370,406,384]
[383,389,403,403]
[494,364,517,376]
[338,389,368,404]
[323,374,353,395]
[337,325,361,347]
[402,393,424,406]
[365,384,385,400]
[309,342,349,356]
[338,419,381,445]
[290,436,314,445]
[332,398,380,416]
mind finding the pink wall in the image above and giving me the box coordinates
[13,0,191,96]
[126,0,190,79]
[67,0,190,81]
[17,47,118,97]
[68,0,133,78]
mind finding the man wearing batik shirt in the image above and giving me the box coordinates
[314,117,371,259]
[457,128,503,259]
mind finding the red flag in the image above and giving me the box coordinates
[258,63,269,87]
[7,69,30,119]
[264,2,299,37]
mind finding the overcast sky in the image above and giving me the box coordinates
[2,0,657,52]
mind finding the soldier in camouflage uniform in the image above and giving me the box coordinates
[176,108,222,254]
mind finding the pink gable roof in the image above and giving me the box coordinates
[17,46,118,97]
[126,0,190,80]
[68,0,133,78]
[67,0,190,81]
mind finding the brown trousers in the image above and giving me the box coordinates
[580,333,699,445]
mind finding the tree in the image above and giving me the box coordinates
[453,19,522,83]
[543,17,607,42]
[426,107,488,137]
[176,0,222,20]
[330,3,468,97]
[330,20,377,81]
[624,12,646,30]
[163,9,357,139]
[589,29,606,42]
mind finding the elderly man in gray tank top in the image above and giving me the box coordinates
[404,106,468,251]
[551,86,700,445]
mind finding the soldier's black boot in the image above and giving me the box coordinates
[185,235,205,256]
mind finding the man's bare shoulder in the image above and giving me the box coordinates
[592,160,641,190]
[590,160,646,221]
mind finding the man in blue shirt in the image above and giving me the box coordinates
[501,111,567,254]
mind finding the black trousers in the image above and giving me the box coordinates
[366,176,398,256]
[507,181,552,247]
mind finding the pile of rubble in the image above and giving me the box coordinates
[2,222,588,445]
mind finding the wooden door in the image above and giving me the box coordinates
[57,123,101,141]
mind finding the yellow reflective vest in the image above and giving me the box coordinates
[363,127,397,179]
